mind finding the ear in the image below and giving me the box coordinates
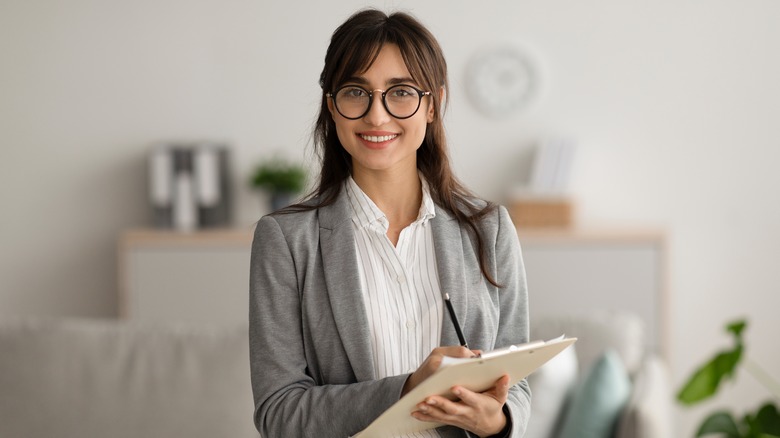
[427,87,445,123]
[326,94,336,120]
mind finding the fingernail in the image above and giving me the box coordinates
[426,399,436,405]
[453,388,461,396]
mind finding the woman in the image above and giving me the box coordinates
[249,9,530,437]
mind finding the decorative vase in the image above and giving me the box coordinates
[172,171,197,232]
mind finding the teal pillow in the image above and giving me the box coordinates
[559,349,631,438]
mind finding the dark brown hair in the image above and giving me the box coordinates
[297,8,500,287]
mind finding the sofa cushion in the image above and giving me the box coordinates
[616,355,673,438]
[558,349,632,438]
[531,310,645,376]
[0,318,258,438]
[525,343,578,438]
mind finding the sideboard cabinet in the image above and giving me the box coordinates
[119,227,666,354]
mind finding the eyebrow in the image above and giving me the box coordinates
[342,76,417,87]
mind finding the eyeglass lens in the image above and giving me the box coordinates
[334,85,424,119]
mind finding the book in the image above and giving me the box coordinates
[354,336,577,437]
[528,138,576,194]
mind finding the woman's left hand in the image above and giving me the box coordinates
[411,374,510,437]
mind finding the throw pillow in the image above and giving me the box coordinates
[525,344,578,438]
[615,356,673,438]
[558,349,632,438]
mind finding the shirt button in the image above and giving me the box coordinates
[406,321,415,329]
[397,274,405,283]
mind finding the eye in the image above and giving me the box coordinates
[388,86,416,98]
[387,85,419,101]
[338,86,368,99]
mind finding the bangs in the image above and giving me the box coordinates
[329,36,385,90]
[325,19,432,92]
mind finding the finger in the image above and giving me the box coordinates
[422,347,468,370]
[450,376,510,406]
[432,396,463,415]
[412,404,458,425]
[485,374,509,403]
[418,397,492,434]
[411,409,438,423]
[480,375,511,404]
[492,375,511,402]
[423,396,465,417]
[412,400,450,424]
[405,347,476,396]
[412,403,439,421]
[432,345,475,358]
[449,385,481,407]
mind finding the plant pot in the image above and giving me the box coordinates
[270,192,295,211]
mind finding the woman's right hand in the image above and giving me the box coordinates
[401,346,481,396]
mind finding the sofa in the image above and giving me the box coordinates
[527,310,674,438]
[0,319,259,438]
[0,311,671,438]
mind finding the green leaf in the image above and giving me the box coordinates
[727,320,747,339]
[753,402,780,436]
[678,318,747,405]
[696,412,741,437]
[677,345,743,404]
[250,160,307,193]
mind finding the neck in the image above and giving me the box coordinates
[352,166,422,227]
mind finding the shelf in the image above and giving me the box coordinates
[119,226,663,246]
[119,228,255,247]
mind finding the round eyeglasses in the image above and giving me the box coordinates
[327,84,432,120]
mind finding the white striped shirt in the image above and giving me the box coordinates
[345,176,443,438]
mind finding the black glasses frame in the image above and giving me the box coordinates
[327,84,432,120]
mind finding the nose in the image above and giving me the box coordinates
[362,90,391,126]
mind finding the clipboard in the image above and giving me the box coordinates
[355,336,577,437]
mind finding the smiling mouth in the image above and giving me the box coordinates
[359,134,398,143]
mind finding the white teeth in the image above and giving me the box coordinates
[360,134,397,143]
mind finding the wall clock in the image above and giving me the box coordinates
[465,46,538,118]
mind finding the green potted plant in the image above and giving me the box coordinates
[250,158,307,211]
[677,318,780,437]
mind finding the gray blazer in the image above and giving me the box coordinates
[249,190,531,438]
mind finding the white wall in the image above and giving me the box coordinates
[2,0,779,435]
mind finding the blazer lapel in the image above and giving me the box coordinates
[430,207,470,347]
[318,192,376,382]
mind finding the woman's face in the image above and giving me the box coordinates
[328,43,434,179]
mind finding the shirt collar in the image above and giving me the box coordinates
[345,174,436,231]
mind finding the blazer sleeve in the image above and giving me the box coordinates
[249,215,408,437]
[494,205,532,438]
